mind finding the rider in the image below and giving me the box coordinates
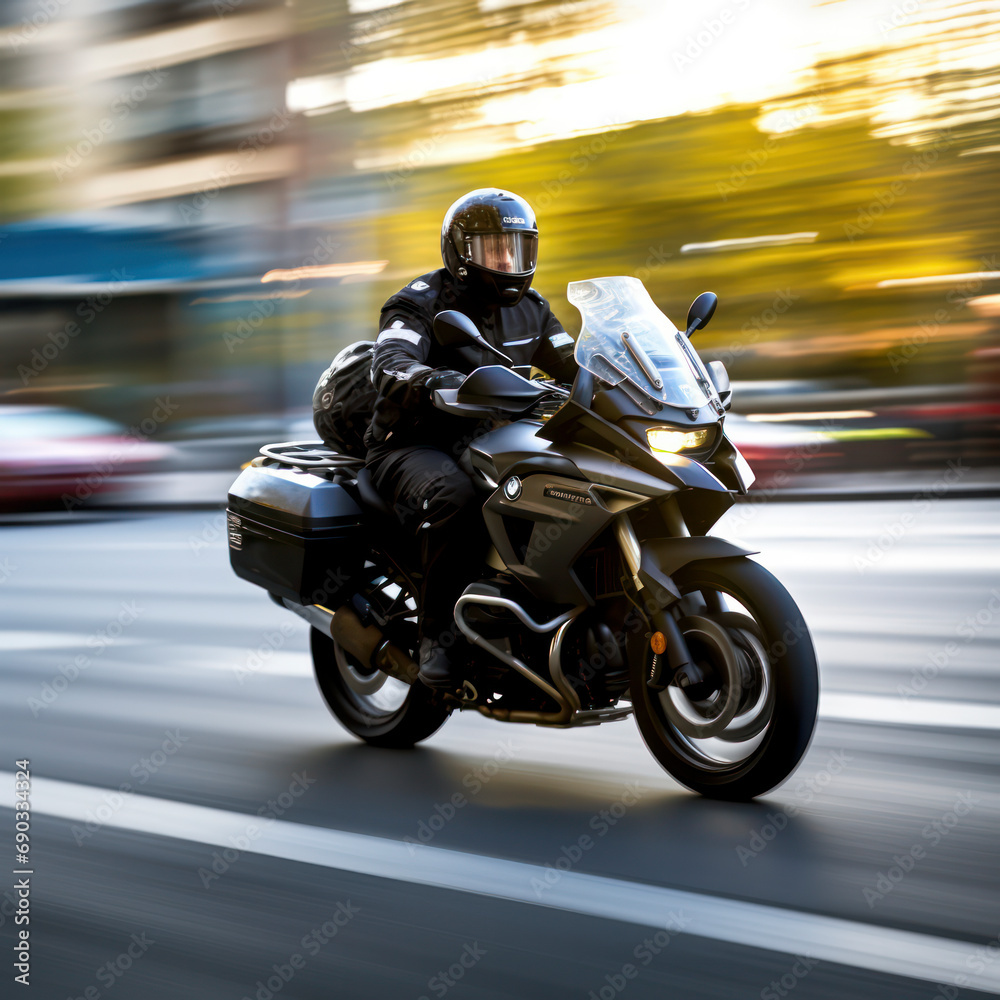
[365,188,578,689]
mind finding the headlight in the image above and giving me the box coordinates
[646,426,712,456]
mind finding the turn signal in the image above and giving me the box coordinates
[650,631,667,655]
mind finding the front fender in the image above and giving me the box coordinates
[637,536,758,603]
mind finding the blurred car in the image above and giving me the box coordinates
[0,405,175,510]
[724,413,843,488]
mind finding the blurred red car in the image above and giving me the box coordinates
[0,405,174,510]
[724,414,842,487]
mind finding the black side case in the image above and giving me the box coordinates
[227,464,365,605]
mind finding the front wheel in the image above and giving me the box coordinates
[311,628,450,749]
[630,556,818,800]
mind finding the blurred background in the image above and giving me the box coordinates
[4,6,1000,996]
[1,0,999,505]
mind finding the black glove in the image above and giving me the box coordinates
[418,368,466,398]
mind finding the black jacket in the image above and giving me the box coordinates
[365,268,577,452]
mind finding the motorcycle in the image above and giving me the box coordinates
[227,275,818,800]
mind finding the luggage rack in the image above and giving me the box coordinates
[257,440,363,472]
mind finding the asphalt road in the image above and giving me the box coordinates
[1,498,999,999]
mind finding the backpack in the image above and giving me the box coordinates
[311,340,377,458]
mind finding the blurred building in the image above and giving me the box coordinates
[0,0,299,425]
[0,0,998,490]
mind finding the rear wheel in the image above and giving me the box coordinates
[310,572,450,748]
[630,556,818,800]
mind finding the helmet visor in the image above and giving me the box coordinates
[466,231,537,274]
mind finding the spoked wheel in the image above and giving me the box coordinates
[311,571,450,749]
[630,556,818,800]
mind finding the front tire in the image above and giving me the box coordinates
[630,556,818,800]
[311,628,450,749]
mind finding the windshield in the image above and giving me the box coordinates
[569,276,718,409]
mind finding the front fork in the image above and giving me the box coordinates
[613,514,703,694]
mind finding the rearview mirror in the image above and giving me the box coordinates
[685,291,718,336]
[433,309,481,348]
[433,310,513,365]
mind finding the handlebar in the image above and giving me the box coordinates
[431,369,570,418]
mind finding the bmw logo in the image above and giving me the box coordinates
[503,476,522,500]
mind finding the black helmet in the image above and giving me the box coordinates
[441,188,538,306]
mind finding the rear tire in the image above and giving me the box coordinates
[630,556,818,800]
[311,628,450,748]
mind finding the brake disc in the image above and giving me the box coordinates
[717,628,774,742]
[708,612,775,743]
[658,615,742,739]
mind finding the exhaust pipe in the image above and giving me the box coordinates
[281,597,419,685]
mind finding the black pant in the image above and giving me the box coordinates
[368,445,487,642]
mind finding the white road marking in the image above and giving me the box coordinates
[145,648,1000,731]
[2,632,149,651]
[10,772,1000,994]
[177,649,310,678]
[821,692,1000,730]
[9,632,1000,732]
[120,657,1000,731]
